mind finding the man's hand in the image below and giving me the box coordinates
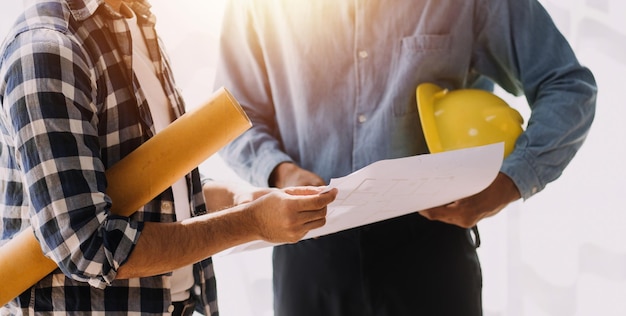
[269,162,326,188]
[233,186,276,205]
[250,186,338,243]
[420,172,521,228]
[120,186,336,279]
[202,181,276,212]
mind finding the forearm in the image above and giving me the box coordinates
[117,186,336,279]
[116,204,257,279]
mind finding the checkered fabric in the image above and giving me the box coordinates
[0,0,217,314]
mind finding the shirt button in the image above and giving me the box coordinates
[358,50,368,58]
[162,201,173,211]
[358,114,367,123]
[168,304,175,313]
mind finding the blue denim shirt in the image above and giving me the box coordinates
[214,0,597,200]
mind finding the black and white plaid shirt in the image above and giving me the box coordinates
[0,0,217,314]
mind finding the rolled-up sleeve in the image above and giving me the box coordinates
[2,28,142,288]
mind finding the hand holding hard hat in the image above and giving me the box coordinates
[416,83,524,228]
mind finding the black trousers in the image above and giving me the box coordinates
[273,212,483,316]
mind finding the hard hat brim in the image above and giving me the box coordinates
[416,83,446,154]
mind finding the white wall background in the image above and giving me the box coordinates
[1,1,624,315]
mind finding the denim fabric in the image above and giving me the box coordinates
[214,1,596,315]
[215,0,597,200]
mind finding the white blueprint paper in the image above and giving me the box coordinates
[221,142,504,255]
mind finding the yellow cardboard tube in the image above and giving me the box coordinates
[0,87,251,306]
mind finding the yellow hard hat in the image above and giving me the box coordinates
[416,83,524,158]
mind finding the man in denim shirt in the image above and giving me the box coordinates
[214,0,597,315]
[0,0,337,314]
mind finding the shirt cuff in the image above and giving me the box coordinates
[251,149,293,187]
[501,152,543,200]
[90,216,143,288]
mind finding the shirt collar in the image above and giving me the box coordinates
[126,0,155,23]
[64,0,155,24]
[64,0,108,21]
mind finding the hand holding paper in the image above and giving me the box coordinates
[224,142,504,254]
[420,170,521,228]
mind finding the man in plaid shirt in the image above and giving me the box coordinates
[0,0,337,315]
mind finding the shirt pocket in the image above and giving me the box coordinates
[392,34,453,117]
[401,34,451,53]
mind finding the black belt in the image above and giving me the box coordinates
[172,295,196,316]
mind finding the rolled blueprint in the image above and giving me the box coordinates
[0,87,251,306]
[105,87,251,216]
